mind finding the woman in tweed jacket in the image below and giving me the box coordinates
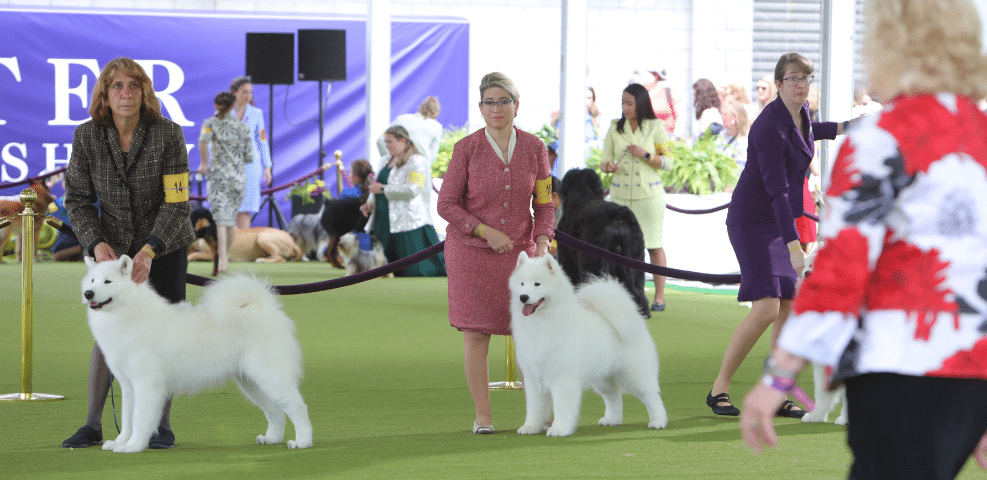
[61,57,194,450]
[438,72,555,434]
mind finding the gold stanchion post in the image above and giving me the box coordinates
[334,150,344,196]
[0,188,64,402]
[489,335,523,390]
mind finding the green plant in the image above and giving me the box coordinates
[582,145,613,190]
[660,133,739,195]
[285,178,329,204]
[431,126,470,178]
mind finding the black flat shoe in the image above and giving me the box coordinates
[706,391,740,416]
[775,399,807,419]
[651,302,666,312]
[148,427,175,449]
[62,425,102,448]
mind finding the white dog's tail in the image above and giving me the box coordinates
[576,276,648,342]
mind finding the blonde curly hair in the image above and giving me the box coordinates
[864,0,987,100]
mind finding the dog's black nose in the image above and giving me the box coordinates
[519,294,529,303]
[84,290,94,300]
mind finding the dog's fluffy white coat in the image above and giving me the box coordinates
[82,256,313,453]
[509,252,668,437]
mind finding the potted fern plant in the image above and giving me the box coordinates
[660,133,740,195]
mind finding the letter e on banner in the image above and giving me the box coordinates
[49,59,101,126]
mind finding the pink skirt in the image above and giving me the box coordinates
[445,239,535,336]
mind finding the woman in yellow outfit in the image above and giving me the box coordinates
[601,83,674,312]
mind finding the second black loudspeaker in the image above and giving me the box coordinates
[298,29,346,82]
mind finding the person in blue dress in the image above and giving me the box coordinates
[229,77,273,229]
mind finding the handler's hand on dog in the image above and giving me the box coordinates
[132,247,153,284]
[93,242,117,262]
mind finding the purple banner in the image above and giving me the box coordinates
[0,9,469,224]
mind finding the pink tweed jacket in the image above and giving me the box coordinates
[438,127,554,248]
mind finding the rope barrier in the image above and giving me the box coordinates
[553,230,741,284]
[665,202,730,214]
[185,242,445,294]
[0,166,68,191]
[189,163,335,202]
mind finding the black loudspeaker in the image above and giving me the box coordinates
[298,29,346,82]
[245,33,295,85]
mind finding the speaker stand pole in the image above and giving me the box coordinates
[254,85,287,229]
[317,80,326,181]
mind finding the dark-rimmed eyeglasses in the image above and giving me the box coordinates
[481,99,514,108]
[782,75,814,87]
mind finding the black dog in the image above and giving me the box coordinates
[556,168,650,317]
[320,196,370,268]
[189,206,220,276]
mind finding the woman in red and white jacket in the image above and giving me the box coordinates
[740,1,987,478]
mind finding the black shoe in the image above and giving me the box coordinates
[62,425,102,448]
[706,391,741,416]
[651,302,666,312]
[148,427,175,449]
[776,399,807,419]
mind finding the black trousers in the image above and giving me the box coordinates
[127,246,188,303]
[846,373,987,480]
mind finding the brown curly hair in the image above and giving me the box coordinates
[88,58,162,126]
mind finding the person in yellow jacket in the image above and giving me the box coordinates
[601,83,674,312]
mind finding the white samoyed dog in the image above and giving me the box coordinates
[508,252,668,437]
[82,256,313,453]
[798,247,848,425]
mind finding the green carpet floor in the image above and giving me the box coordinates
[0,261,981,479]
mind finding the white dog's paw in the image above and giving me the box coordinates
[287,439,312,449]
[102,441,118,451]
[801,411,827,423]
[647,416,669,430]
[113,443,147,453]
[598,417,622,427]
[256,434,282,445]
[834,415,848,426]
[516,424,545,435]
[545,424,575,437]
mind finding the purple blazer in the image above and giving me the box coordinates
[726,96,837,243]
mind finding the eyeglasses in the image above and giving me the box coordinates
[481,99,515,108]
[782,75,814,86]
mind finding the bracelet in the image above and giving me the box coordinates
[475,223,486,237]
[536,238,550,245]
[763,356,798,380]
[761,374,816,411]
[140,245,156,259]
[788,242,800,253]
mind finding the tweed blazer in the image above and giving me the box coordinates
[438,126,555,248]
[65,117,195,257]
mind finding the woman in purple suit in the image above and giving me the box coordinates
[705,53,852,417]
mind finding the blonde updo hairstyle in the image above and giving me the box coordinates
[479,72,520,109]
[864,0,987,100]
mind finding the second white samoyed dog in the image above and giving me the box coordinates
[82,256,313,453]
[509,252,668,437]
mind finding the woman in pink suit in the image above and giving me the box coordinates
[438,72,555,434]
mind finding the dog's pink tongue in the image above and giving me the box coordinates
[522,299,543,317]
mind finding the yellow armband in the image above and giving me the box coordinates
[163,172,189,203]
[534,177,552,204]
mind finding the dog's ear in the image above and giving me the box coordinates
[516,251,529,268]
[84,256,95,268]
[118,255,134,276]
[544,253,560,275]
